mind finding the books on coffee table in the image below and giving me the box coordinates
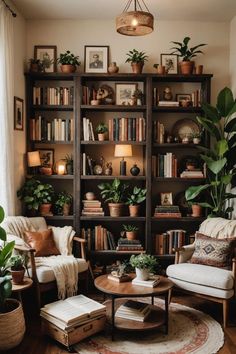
[115,300,151,322]
[132,276,161,288]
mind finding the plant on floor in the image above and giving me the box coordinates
[185,87,236,218]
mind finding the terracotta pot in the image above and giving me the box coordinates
[98,133,106,141]
[108,203,125,217]
[60,64,76,73]
[108,62,119,74]
[30,63,39,72]
[39,203,52,216]
[179,61,194,75]
[39,166,53,175]
[129,205,140,217]
[192,204,202,217]
[126,231,138,240]
[11,268,25,285]
[157,65,166,74]
[63,203,71,216]
[131,62,144,74]
[0,299,25,351]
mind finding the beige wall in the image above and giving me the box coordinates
[230,16,236,96]
[26,19,230,103]
[12,2,26,214]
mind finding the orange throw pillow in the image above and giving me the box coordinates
[24,229,60,257]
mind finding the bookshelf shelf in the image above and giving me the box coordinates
[81,105,146,112]
[81,175,146,180]
[81,141,146,145]
[153,177,205,182]
[28,174,74,180]
[80,216,146,221]
[32,105,73,111]
[31,140,73,145]
[90,250,146,256]
[44,215,74,220]
[152,106,203,113]
[153,143,198,148]
[151,217,206,222]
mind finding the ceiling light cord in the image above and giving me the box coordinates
[1,0,17,17]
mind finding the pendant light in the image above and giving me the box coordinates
[116,0,154,36]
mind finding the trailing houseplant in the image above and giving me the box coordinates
[123,224,139,240]
[170,37,207,74]
[98,178,129,216]
[0,205,25,350]
[126,186,147,216]
[95,123,108,141]
[125,49,148,74]
[54,191,73,216]
[9,255,26,285]
[185,87,236,218]
[57,50,81,73]
[130,254,158,281]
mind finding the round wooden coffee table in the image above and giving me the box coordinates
[94,274,173,340]
[12,277,33,302]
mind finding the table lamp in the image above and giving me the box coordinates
[114,144,132,176]
[27,151,41,175]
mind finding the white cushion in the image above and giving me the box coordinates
[29,217,47,231]
[27,258,88,283]
[167,263,234,290]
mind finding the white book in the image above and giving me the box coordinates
[82,153,86,175]
[61,120,66,141]
[132,277,160,288]
[47,122,51,141]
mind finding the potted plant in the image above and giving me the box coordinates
[123,224,139,240]
[125,49,148,74]
[191,131,201,144]
[57,50,81,73]
[35,183,54,216]
[130,254,158,281]
[55,191,73,216]
[170,37,207,74]
[0,206,25,351]
[96,123,108,141]
[98,178,129,217]
[126,186,147,216]
[9,255,26,285]
[17,177,41,215]
[132,88,144,105]
[185,87,236,218]
[64,154,73,174]
[28,58,43,72]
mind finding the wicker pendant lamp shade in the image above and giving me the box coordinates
[116,0,154,36]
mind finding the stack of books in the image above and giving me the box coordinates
[108,273,131,283]
[158,101,179,107]
[132,276,161,288]
[81,200,104,216]
[180,170,204,178]
[81,226,116,250]
[40,295,106,331]
[152,153,178,177]
[154,205,181,218]
[116,238,143,252]
[154,229,186,255]
[115,300,151,322]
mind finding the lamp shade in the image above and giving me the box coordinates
[27,151,41,167]
[116,10,154,36]
[114,145,132,157]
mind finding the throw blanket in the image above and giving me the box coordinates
[2,216,35,240]
[199,218,236,238]
[35,255,80,300]
[49,226,75,255]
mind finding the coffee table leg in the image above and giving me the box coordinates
[151,295,154,305]
[164,292,168,334]
[111,295,115,341]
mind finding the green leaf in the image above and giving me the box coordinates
[185,184,210,201]
[0,226,6,242]
[0,206,4,224]
[221,174,232,185]
[225,116,236,132]
[201,102,221,123]
[217,87,234,117]
[216,139,228,156]
[0,241,15,267]
[198,202,214,209]
[201,155,227,174]
[196,116,221,140]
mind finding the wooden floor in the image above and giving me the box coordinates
[5,289,236,354]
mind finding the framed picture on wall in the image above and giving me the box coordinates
[84,45,109,73]
[38,149,54,167]
[14,96,24,131]
[34,45,57,73]
[160,54,178,74]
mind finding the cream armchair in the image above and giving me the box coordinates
[2,216,89,307]
[166,218,236,328]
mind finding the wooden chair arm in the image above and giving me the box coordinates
[73,236,87,260]
[73,237,87,244]
[173,247,185,264]
[14,244,36,253]
[232,258,236,276]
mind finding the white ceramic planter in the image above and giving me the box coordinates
[135,268,149,281]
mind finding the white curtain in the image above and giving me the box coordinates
[0,3,15,215]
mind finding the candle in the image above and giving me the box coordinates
[57,164,65,175]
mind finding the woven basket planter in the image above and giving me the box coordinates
[0,299,25,351]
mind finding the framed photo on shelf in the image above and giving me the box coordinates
[115,83,137,105]
[38,149,54,167]
[14,96,24,131]
[160,192,173,206]
[34,45,57,73]
[160,54,178,74]
[176,93,192,107]
[84,46,109,73]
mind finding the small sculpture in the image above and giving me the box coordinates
[104,162,113,175]
[163,87,173,101]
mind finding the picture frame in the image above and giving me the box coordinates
[115,83,137,105]
[84,46,109,73]
[38,149,54,167]
[14,96,24,131]
[160,54,178,74]
[176,93,192,107]
[160,192,173,206]
[34,45,57,73]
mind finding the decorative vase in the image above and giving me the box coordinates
[11,268,25,285]
[85,192,95,200]
[63,203,71,216]
[135,268,149,281]
[126,231,137,240]
[39,167,53,175]
[66,163,73,175]
[0,299,25,351]
[39,203,52,216]
[129,205,140,217]
[193,137,201,144]
[60,64,76,73]
[130,164,140,176]
[131,62,144,74]
[108,203,125,217]
[179,61,194,75]
[108,62,119,74]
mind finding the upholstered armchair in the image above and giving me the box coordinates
[2,216,89,307]
[167,218,236,328]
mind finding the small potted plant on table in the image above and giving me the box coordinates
[9,255,26,285]
[130,254,158,281]
[123,224,139,240]
[96,123,108,141]
[57,50,81,73]
[126,186,147,216]
[125,49,148,74]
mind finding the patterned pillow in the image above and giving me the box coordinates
[189,232,236,268]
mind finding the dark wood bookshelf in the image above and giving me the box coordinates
[32,105,73,111]
[81,175,146,180]
[31,140,73,145]
[28,174,74,180]
[152,106,203,113]
[153,143,198,148]
[80,216,146,221]
[81,105,146,112]
[44,215,74,220]
[151,217,206,222]
[81,141,146,145]
[153,177,205,182]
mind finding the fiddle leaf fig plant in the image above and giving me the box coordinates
[185,87,236,218]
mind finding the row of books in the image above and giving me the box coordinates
[108,117,146,142]
[40,295,106,330]
[116,238,143,251]
[29,116,74,141]
[115,300,151,322]
[81,200,104,217]
[153,205,182,218]
[154,229,186,255]
[82,117,95,141]
[33,86,74,106]
[152,153,178,177]
[81,226,116,251]
[153,121,165,144]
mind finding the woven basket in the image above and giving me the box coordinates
[0,299,25,350]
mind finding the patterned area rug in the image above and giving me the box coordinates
[74,299,224,354]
